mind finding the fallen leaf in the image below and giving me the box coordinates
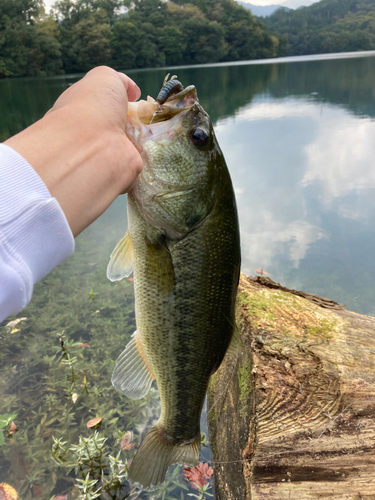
[86,417,103,429]
[32,485,43,498]
[71,393,78,403]
[120,431,132,447]
[120,431,136,450]
[9,422,16,435]
[124,442,136,450]
[0,483,18,500]
[72,343,91,348]
[5,318,27,328]
[254,269,270,276]
[42,428,53,438]
[183,462,213,489]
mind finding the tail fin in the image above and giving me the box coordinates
[128,425,200,489]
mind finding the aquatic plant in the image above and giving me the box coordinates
[0,221,161,498]
[51,432,134,498]
[146,465,189,500]
[0,415,17,446]
[188,483,213,500]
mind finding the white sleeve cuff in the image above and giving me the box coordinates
[0,143,75,321]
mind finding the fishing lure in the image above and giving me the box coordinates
[156,74,184,104]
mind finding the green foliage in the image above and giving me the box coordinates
[51,432,132,498]
[263,0,375,55]
[187,482,213,500]
[145,465,189,500]
[0,0,62,77]
[0,414,17,446]
[1,0,288,78]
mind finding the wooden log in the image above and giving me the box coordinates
[208,275,375,500]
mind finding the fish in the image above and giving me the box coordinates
[107,76,241,488]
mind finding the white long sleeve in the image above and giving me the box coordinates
[0,143,75,322]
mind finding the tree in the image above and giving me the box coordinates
[0,0,62,77]
[263,0,375,55]
[111,18,140,69]
[160,26,184,66]
[34,16,63,75]
[72,8,112,70]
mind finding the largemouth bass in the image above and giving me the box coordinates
[107,76,241,488]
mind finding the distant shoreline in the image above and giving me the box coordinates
[157,50,375,72]
[2,50,375,82]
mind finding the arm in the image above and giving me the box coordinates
[5,66,143,237]
[0,67,143,322]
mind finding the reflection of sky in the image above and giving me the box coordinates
[215,95,375,314]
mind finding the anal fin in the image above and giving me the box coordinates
[112,331,155,400]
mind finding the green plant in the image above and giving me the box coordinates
[200,433,209,448]
[188,482,213,500]
[76,473,101,500]
[0,414,17,445]
[146,465,189,500]
[52,431,133,498]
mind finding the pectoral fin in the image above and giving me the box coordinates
[112,331,155,400]
[107,230,134,282]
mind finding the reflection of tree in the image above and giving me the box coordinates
[0,77,78,142]
[265,56,375,119]
[191,64,284,125]
[130,63,283,126]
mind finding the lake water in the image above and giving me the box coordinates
[1,52,375,498]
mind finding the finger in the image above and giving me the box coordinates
[116,72,141,102]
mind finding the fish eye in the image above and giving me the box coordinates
[190,127,209,147]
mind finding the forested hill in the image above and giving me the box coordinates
[0,0,288,78]
[262,0,375,55]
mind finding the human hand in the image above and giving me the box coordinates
[5,66,143,237]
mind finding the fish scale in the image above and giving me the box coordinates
[107,78,240,488]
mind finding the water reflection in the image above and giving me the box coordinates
[1,53,375,497]
[215,85,375,315]
[266,56,375,119]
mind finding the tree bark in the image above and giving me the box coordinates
[208,275,375,500]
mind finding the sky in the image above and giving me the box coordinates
[242,0,318,6]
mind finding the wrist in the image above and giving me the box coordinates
[5,107,122,236]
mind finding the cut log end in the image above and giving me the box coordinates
[208,275,375,500]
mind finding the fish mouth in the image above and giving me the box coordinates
[127,85,198,126]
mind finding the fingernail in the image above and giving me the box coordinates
[135,85,141,101]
